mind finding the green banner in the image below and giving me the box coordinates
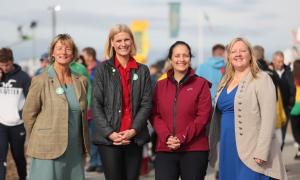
[169,2,181,38]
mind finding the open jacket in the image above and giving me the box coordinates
[92,57,152,146]
[23,66,89,159]
[152,69,212,152]
[276,65,296,114]
[209,71,287,180]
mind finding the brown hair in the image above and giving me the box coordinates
[0,47,14,62]
[103,24,136,59]
[82,47,96,59]
[293,59,300,81]
[212,44,225,53]
[49,33,78,63]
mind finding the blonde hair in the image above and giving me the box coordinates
[103,24,137,59]
[219,37,260,88]
[49,33,78,63]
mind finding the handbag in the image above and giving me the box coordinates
[276,87,287,129]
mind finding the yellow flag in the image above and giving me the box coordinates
[131,21,149,64]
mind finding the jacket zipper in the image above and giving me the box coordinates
[173,83,180,136]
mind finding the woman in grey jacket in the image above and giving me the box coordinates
[92,24,152,180]
[209,37,287,180]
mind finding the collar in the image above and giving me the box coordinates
[114,56,138,69]
[47,64,77,78]
[87,61,98,71]
[48,65,57,78]
[167,67,195,84]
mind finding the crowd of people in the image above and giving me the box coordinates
[0,23,300,180]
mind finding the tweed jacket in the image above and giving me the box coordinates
[23,66,89,159]
[209,71,287,180]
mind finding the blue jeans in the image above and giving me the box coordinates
[89,120,102,167]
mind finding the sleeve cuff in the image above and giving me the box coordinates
[176,133,187,145]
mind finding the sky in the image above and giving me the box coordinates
[1,0,300,66]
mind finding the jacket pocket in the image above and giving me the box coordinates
[36,128,52,131]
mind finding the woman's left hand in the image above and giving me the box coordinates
[119,129,137,141]
[254,158,265,165]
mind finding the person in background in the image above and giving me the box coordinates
[69,60,91,106]
[92,24,152,180]
[152,41,212,180]
[34,52,49,76]
[23,34,89,180]
[76,55,87,66]
[209,37,287,180]
[253,45,281,87]
[81,47,103,173]
[0,47,30,180]
[149,64,161,89]
[291,59,300,160]
[271,51,296,150]
[157,59,172,81]
[253,45,270,71]
[148,63,162,164]
[195,43,225,104]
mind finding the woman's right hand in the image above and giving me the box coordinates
[108,132,130,145]
[166,136,181,150]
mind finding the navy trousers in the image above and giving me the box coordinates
[0,123,27,180]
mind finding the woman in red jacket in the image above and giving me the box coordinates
[151,41,212,180]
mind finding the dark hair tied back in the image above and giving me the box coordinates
[168,41,193,60]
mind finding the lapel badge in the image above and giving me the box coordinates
[133,73,138,80]
[56,87,64,95]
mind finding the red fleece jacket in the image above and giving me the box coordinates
[151,69,212,152]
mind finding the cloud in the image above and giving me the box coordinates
[0,0,299,65]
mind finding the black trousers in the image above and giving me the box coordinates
[0,123,27,180]
[291,115,300,150]
[155,151,209,180]
[281,112,291,150]
[98,143,143,180]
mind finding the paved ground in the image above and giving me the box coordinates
[8,132,297,179]
[86,133,300,180]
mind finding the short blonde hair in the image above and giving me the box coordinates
[49,33,78,63]
[219,37,259,88]
[103,24,137,59]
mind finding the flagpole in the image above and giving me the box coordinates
[197,10,204,66]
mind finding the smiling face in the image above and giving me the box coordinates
[170,44,191,74]
[229,40,251,72]
[52,40,73,66]
[111,32,133,59]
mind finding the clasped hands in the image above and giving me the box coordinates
[166,136,181,150]
[108,129,136,145]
